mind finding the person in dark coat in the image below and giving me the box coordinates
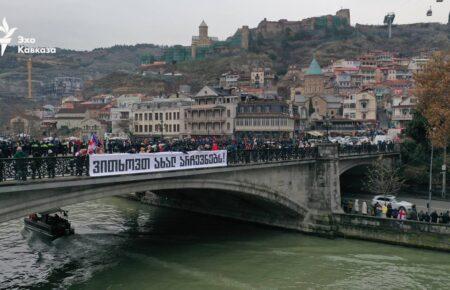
[31,150,43,179]
[14,147,27,181]
[46,149,56,178]
[430,211,438,223]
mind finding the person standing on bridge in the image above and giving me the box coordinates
[361,201,368,215]
[354,199,360,214]
[46,150,56,178]
[13,147,27,181]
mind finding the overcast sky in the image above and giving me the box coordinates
[1,0,449,50]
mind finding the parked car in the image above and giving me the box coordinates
[371,195,414,212]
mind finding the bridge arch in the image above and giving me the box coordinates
[0,177,307,224]
[339,159,378,176]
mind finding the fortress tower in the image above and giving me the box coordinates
[241,25,249,50]
[336,9,351,25]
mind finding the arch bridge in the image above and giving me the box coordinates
[0,144,399,235]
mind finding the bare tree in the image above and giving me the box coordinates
[364,159,404,196]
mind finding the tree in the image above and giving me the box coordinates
[414,51,450,148]
[364,159,404,196]
[405,111,429,146]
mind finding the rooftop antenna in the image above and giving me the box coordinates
[383,12,395,39]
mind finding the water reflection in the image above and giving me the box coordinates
[0,197,449,289]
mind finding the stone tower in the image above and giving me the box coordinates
[241,25,249,50]
[303,56,325,97]
[199,20,208,38]
[336,9,351,25]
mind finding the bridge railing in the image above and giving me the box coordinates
[0,148,317,182]
[0,148,319,182]
[337,144,397,156]
[227,147,318,165]
[0,145,399,182]
[0,156,90,182]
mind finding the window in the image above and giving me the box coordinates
[166,112,169,120]
[135,113,138,120]
[149,113,152,120]
[144,113,148,121]
[139,125,143,132]
[149,125,152,132]
[139,114,143,121]
[121,112,129,119]
[227,122,230,130]
[160,113,163,120]
[135,125,138,132]
[144,125,148,132]
[227,110,230,117]
[177,124,180,132]
[155,113,158,120]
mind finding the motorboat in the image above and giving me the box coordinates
[24,208,74,239]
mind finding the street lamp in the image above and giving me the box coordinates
[427,127,436,215]
[324,113,331,142]
[160,118,164,139]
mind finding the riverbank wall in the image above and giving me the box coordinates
[333,213,450,252]
[124,194,450,252]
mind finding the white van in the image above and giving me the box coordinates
[372,135,393,145]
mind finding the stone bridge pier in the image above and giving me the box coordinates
[137,143,355,236]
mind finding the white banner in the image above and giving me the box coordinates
[89,150,227,177]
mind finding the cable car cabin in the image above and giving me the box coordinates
[427,9,432,16]
[436,0,443,3]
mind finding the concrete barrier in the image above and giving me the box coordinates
[333,213,450,252]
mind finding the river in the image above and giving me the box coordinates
[1,197,449,289]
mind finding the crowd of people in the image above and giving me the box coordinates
[0,133,397,159]
[0,136,322,159]
[343,199,450,224]
[0,134,397,183]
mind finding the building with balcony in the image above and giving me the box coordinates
[343,89,377,124]
[131,95,194,139]
[110,94,143,135]
[187,86,239,137]
[235,99,297,138]
[391,96,417,128]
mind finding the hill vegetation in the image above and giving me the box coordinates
[0,22,448,103]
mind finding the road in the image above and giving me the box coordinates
[344,193,450,214]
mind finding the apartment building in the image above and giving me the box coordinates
[132,95,194,138]
[186,86,239,136]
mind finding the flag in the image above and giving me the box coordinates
[88,134,98,153]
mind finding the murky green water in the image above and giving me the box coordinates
[1,197,449,289]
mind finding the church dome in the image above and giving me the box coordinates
[306,57,323,75]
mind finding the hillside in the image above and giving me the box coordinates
[0,21,448,126]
